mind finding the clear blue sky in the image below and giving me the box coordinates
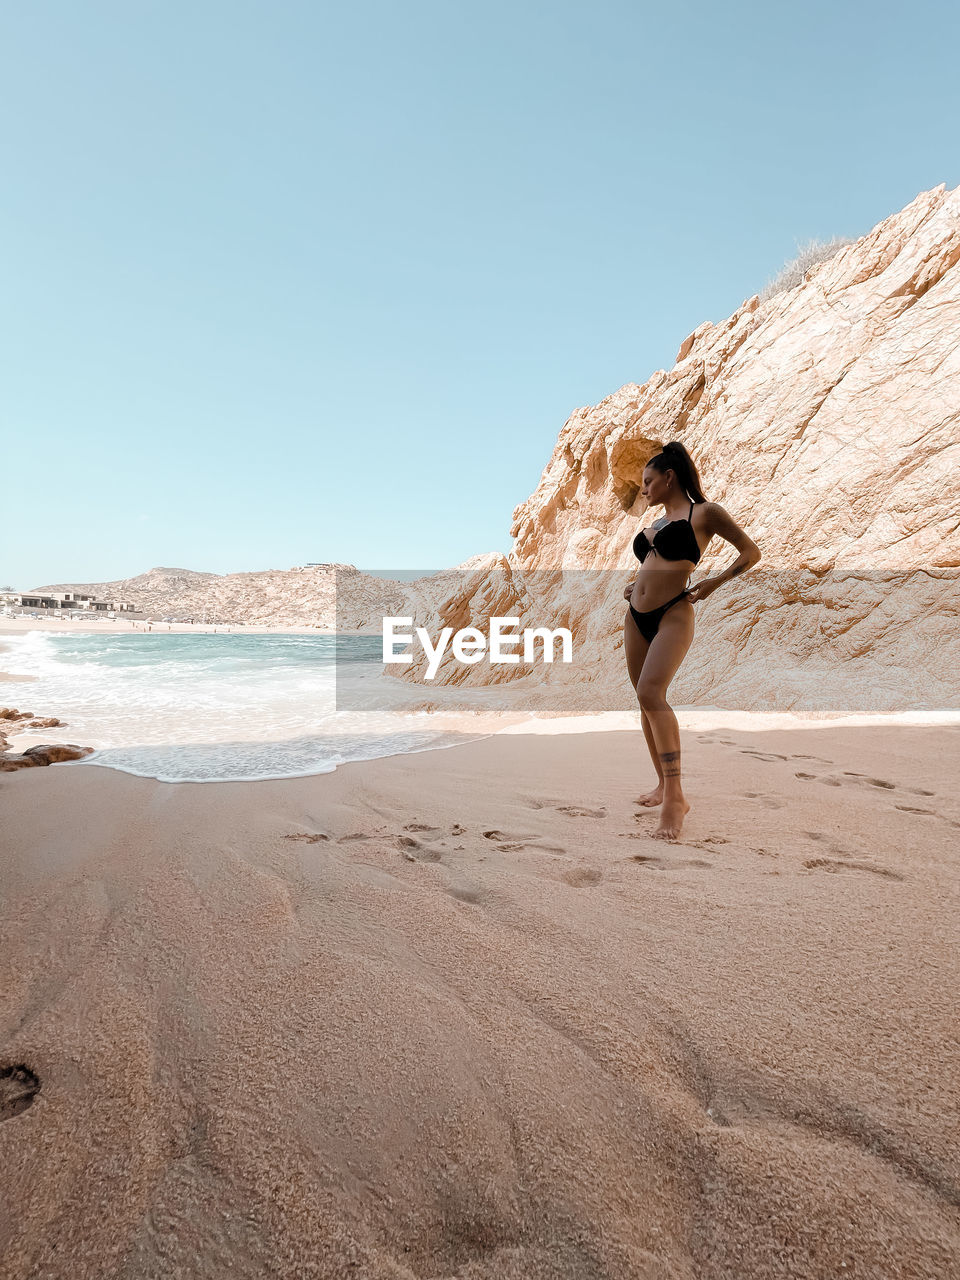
[4,0,958,587]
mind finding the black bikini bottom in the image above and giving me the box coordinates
[628,590,691,643]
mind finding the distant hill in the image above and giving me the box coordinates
[31,564,408,628]
[35,567,218,599]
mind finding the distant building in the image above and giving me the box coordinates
[1,591,139,614]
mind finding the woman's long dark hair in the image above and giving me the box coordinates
[647,441,708,503]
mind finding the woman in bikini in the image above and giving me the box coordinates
[623,441,761,840]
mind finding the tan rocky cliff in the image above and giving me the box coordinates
[395,182,960,713]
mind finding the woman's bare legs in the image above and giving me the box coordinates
[637,711,663,805]
[634,600,695,839]
[624,610,662,804]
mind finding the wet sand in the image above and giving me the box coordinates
[1,723,958,1278]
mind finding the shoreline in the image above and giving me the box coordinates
[4,704,960,785]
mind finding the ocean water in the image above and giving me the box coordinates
[0,631,519,783]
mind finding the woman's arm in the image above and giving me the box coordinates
[686,503,761,602]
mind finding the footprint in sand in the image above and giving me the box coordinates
[798,772,931,800]
[395,834,442,862]
[448,883,485,904]
[630,854,712,870]
[891,804,957,827]
[802,831,846,855]
[0,1066,40,1121]
[740,749,789,762]
[283,832,330,844]
[519,798,606,819]
[802,857,903,881]
[798,834,855,855]
[687,837,730,851]
[560,865,603,888]
[481,829,565,854]
[403,822,440,833]
[841,772,896,789]
[740,792,785,809]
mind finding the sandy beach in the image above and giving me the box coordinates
[1,722,958,1278]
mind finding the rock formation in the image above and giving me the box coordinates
[393,182,960,714]
[0,708,92,771]
[0,744,94,772]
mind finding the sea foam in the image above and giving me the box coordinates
[0,631,501,782]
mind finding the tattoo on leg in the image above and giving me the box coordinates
[659,749,681,778]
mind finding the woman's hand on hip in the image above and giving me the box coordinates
[685,577,719,603]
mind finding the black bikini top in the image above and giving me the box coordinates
[633,500,702,565]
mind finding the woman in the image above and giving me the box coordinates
[623,441,761,840]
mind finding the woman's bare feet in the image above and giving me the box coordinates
[652,796,690,840]
[635,784,664,808]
